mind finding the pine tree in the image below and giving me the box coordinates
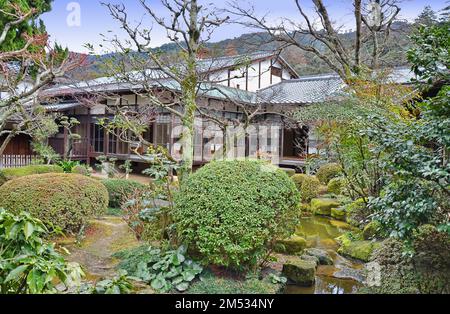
[415,5,438,26]
[0,0,52,51]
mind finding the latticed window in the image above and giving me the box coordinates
[91,123,104,153]
[108,130,118,154]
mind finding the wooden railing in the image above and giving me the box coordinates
[0,155,38,169]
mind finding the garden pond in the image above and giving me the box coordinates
[285,216,365,294]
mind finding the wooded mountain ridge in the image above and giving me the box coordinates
[67,20,421,81]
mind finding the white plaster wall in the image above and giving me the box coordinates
[212,58,286,92]
[90,103,106,115]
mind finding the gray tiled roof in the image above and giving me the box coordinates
[257,74,345,104]
[197,52,275,73]
[257,67,417,105]
[44,102,82,112]
[42,66,416,112]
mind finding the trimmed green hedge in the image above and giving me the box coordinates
[292,174,321,202]
[101,179,149,208]
[174,160,300,269]
[327,177,346,195]
[0,165,63,186]
[0,173,108,233]
[316,163,342,184]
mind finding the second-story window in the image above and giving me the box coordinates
[271,66,282,78]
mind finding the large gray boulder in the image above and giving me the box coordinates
[304,248,334,265]
[282,258,316,286]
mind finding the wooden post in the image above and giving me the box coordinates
[86,110,92,165]
[63,127,68,160]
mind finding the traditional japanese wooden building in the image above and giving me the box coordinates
[1,52,414,170]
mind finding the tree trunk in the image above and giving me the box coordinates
[179,83,196,182]
[178,0,200,182]
[0,131,15,156]
[354,0,362,72]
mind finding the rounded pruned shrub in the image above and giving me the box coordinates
[101,179,149,208]
[0,164,63,186]
[292,174,321,202]
[0,173,108,233]
[327,177,346,195]
[291,173,308,189]
[174,160,301,269]
[316,163,342,184]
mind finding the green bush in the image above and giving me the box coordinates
[72,165,91,176]
[316,163,342,184]
[0,173,108,233]
[101,179,148,208]
[188,271,283,294]
[174,160,300,269]
[280,168,296,177]
[0,164,63,186]
[363,221,383,240]
[0,209,84,294]
[327,177,346,195]
[0,172,6,186]
[344,198,369,228]
[291,174,308,189]
[292,174,320,202]
[114,245,203,292]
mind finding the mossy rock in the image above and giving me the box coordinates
[305,235,320,248]
[337,240,381,262]
[282,258,316,286]
[329,220,353,231]
[363,221,382,240]
[336,232,381,262]
[336,232,363,246]
[294,227,306,238]
[311,198,341,216]
[299,255,319,267]
[299,203,311,213]
[304,248,333,265]
[275,235,307,254]
[331,207,346,221]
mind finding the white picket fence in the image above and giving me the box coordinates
[0,155,38,169]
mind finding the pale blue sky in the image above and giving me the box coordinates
[41,0,449,53]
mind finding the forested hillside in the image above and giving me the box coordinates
[68,7,444,80]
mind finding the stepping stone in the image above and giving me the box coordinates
[304,248,334,265]
[282,258,316,287]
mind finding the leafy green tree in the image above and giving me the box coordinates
[368,22,449,243]
[0,1,81,157]
[408,24,450,84]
